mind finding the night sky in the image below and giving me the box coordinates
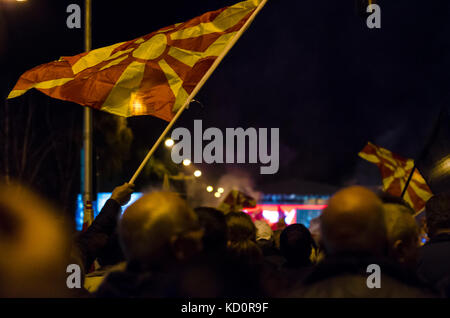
[1,0,450,199]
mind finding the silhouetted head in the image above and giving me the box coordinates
[383,203,419,266]
[225,212,262,268]
[194,207,227,254]
[226,211,256,242]
[280,224,315,266]
[0,183,70,297]
[320,186,387,257]
[425,191,450,238]
[119,192,203,271]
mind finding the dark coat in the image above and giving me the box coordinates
[95,268,179,298]
[72,199,122,272]
[289,254,435,298]
[96,253,265,298]
[417,233,450,289]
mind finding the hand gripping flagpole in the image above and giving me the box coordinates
[129,0,269,184]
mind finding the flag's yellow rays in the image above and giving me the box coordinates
[158,59,189,111]
[102,61,146,116]
[168,32,237,67]
[104,48,134,62]
[156,23,182,34]
[379,152,398,168]
[359,153,380,164]
[71,42,125,74]
[409,181,433,201]
[383,175,395,190]
[170,0,260,40]
[100,55,129,71]
[8,77,74,98]
[8,89,28,99]
[384,162,395,172]
[400,177,406,191]
[404,189,412,205]
[167,46,202,67]
[413,170,428,183]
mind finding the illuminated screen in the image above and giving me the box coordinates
[76,192,143,231]
[77,196,327,230]
[244,204,326,228]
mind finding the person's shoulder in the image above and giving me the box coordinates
[419,236,450,257]
[379,274,436,298]
[94,270,139,298]
[289,273,433,298]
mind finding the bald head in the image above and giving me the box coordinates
[320,186,387,256]
[119,192,202,269]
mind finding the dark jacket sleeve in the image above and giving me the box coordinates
[73,199,122,272]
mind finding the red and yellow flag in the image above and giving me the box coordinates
[359,142,433,212]
[8,0,264,121]
[218,189,257,214]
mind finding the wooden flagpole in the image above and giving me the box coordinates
[129,0,269,184]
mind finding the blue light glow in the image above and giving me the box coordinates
[76,192,143,231]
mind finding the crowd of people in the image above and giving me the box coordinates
[0,181,449,298]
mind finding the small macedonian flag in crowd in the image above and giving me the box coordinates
[8,0,264,121]
[359,142,433,212]
[219,189,257,214]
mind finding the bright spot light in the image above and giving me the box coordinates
[132,99,143,114]
[214,192,221,198]
[182,159,191,166]
[206,186,213,193]
[194,170,202,177]
[285,209,296,225]
[262,210,279,224]
[165,139,174,147]
[217,187,224,194]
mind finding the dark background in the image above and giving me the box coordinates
[1,0,449,222]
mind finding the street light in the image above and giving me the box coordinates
[214,192,221,198]
[165,138,174,147]
[194,170,202,177]
[182,159,191,166]
[218,187,224,194]
[206,186,213,193]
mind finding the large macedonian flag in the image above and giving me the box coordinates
[359,142,433,212]
[8,0,264,121]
